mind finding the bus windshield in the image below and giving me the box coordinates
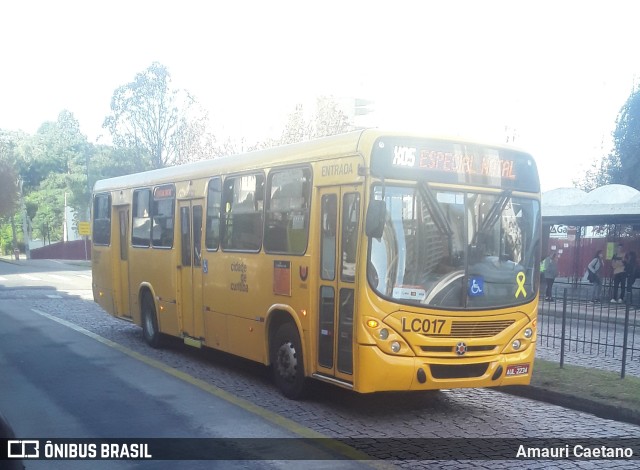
[368,184,540,310]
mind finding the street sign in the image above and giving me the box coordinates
[78,222,91,236]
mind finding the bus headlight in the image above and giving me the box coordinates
[512,339,521,350]
[390,341,401,353]
[523,328,533,339]
[379,328,389,340]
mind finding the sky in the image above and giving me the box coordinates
[2,0,639,191]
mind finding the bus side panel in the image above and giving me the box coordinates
[205,252,270,363]
[128,247,180,336]
[201,250,313,365]
[92,246,115,316]
[203,310,228,352]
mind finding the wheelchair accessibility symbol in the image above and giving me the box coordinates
[468,277,484,297]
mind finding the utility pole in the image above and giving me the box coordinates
[19,178,30,259]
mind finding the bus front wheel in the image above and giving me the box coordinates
[271,323,307,399]
[141,293,163,348]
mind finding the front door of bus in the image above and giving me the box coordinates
[317,187,361,383]
[178,200,204,340]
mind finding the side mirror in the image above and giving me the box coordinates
[365,200,386,239]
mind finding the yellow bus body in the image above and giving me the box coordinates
[92,129,540,397]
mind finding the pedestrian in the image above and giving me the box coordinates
[542,252,559,301]
[625,251,637,304]
[611,243,626,303]
[587,249,604,302]
[539,256,546,292]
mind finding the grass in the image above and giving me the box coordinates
[531,359,640,412]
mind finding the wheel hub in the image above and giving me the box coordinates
[276,341,297,382]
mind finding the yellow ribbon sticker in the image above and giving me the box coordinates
[515,272,527,298]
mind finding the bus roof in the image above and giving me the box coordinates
[92,129,535,193]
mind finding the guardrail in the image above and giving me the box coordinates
[538,280,640,378]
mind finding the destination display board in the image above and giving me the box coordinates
[370,137,540,193]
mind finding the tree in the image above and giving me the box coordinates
[254,96,353,149]
[172,102,218,164]
[104,62,214,169]
[311,96,352,139]
[279,104,312,145]
[611,87,640,189]
[578,87,640,190]
[574,155,615,192]
[0,134,19,218]
[88,144,152,185]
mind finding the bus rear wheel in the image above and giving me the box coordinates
[271,323,307,399]
[141,293,163,348]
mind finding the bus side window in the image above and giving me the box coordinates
[221,174,264,251]
[132,189,151,247]
[264,167,311,254]
[151,185,175,248]
[92,193,112,246]
[205,178,222,251]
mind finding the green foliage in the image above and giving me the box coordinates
[576,87,640,190]
[26,175,66,241]
[0,220,16,255]
[611,87,640,189]
[532,359,640,412]
[0,158,19,218]
[574,154,615,191]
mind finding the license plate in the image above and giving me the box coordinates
[506,364,530,376]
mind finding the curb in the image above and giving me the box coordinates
[501,385,640,427]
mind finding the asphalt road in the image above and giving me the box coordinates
[0,289,368,468]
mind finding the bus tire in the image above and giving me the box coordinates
[141,293,163,348]
[271,322,307,399]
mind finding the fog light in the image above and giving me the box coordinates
[390,341,401,353]
[524,328,533,339]
[512,339,521,350]
[379,328,389,340]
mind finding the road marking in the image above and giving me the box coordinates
[46,295,63,299]
[29,308,387,467]
[49,274,67,281]
[76,274,92,280]
[19,274,42,281]
[0,276,7,281]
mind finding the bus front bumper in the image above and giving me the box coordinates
[354,344,535,393]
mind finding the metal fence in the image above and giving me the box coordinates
[538,279,640,378]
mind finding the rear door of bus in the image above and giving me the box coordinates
[178,199,204,341]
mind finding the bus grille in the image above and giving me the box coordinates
[430,363,489,379]
[424,319,515,338]
[420,345,496,353]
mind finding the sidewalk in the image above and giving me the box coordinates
[0,255,91,267]
[502,381,640,427]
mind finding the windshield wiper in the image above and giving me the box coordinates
[417,180,453,237]
[471,190,512,248]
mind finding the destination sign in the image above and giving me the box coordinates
[370,137,539,193]
[153,185,175,200]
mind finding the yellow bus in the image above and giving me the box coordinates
[92,129,541,398]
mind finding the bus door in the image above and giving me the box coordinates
[178,199,204,342]
[115,206,131,318]
[317,187,361,383]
